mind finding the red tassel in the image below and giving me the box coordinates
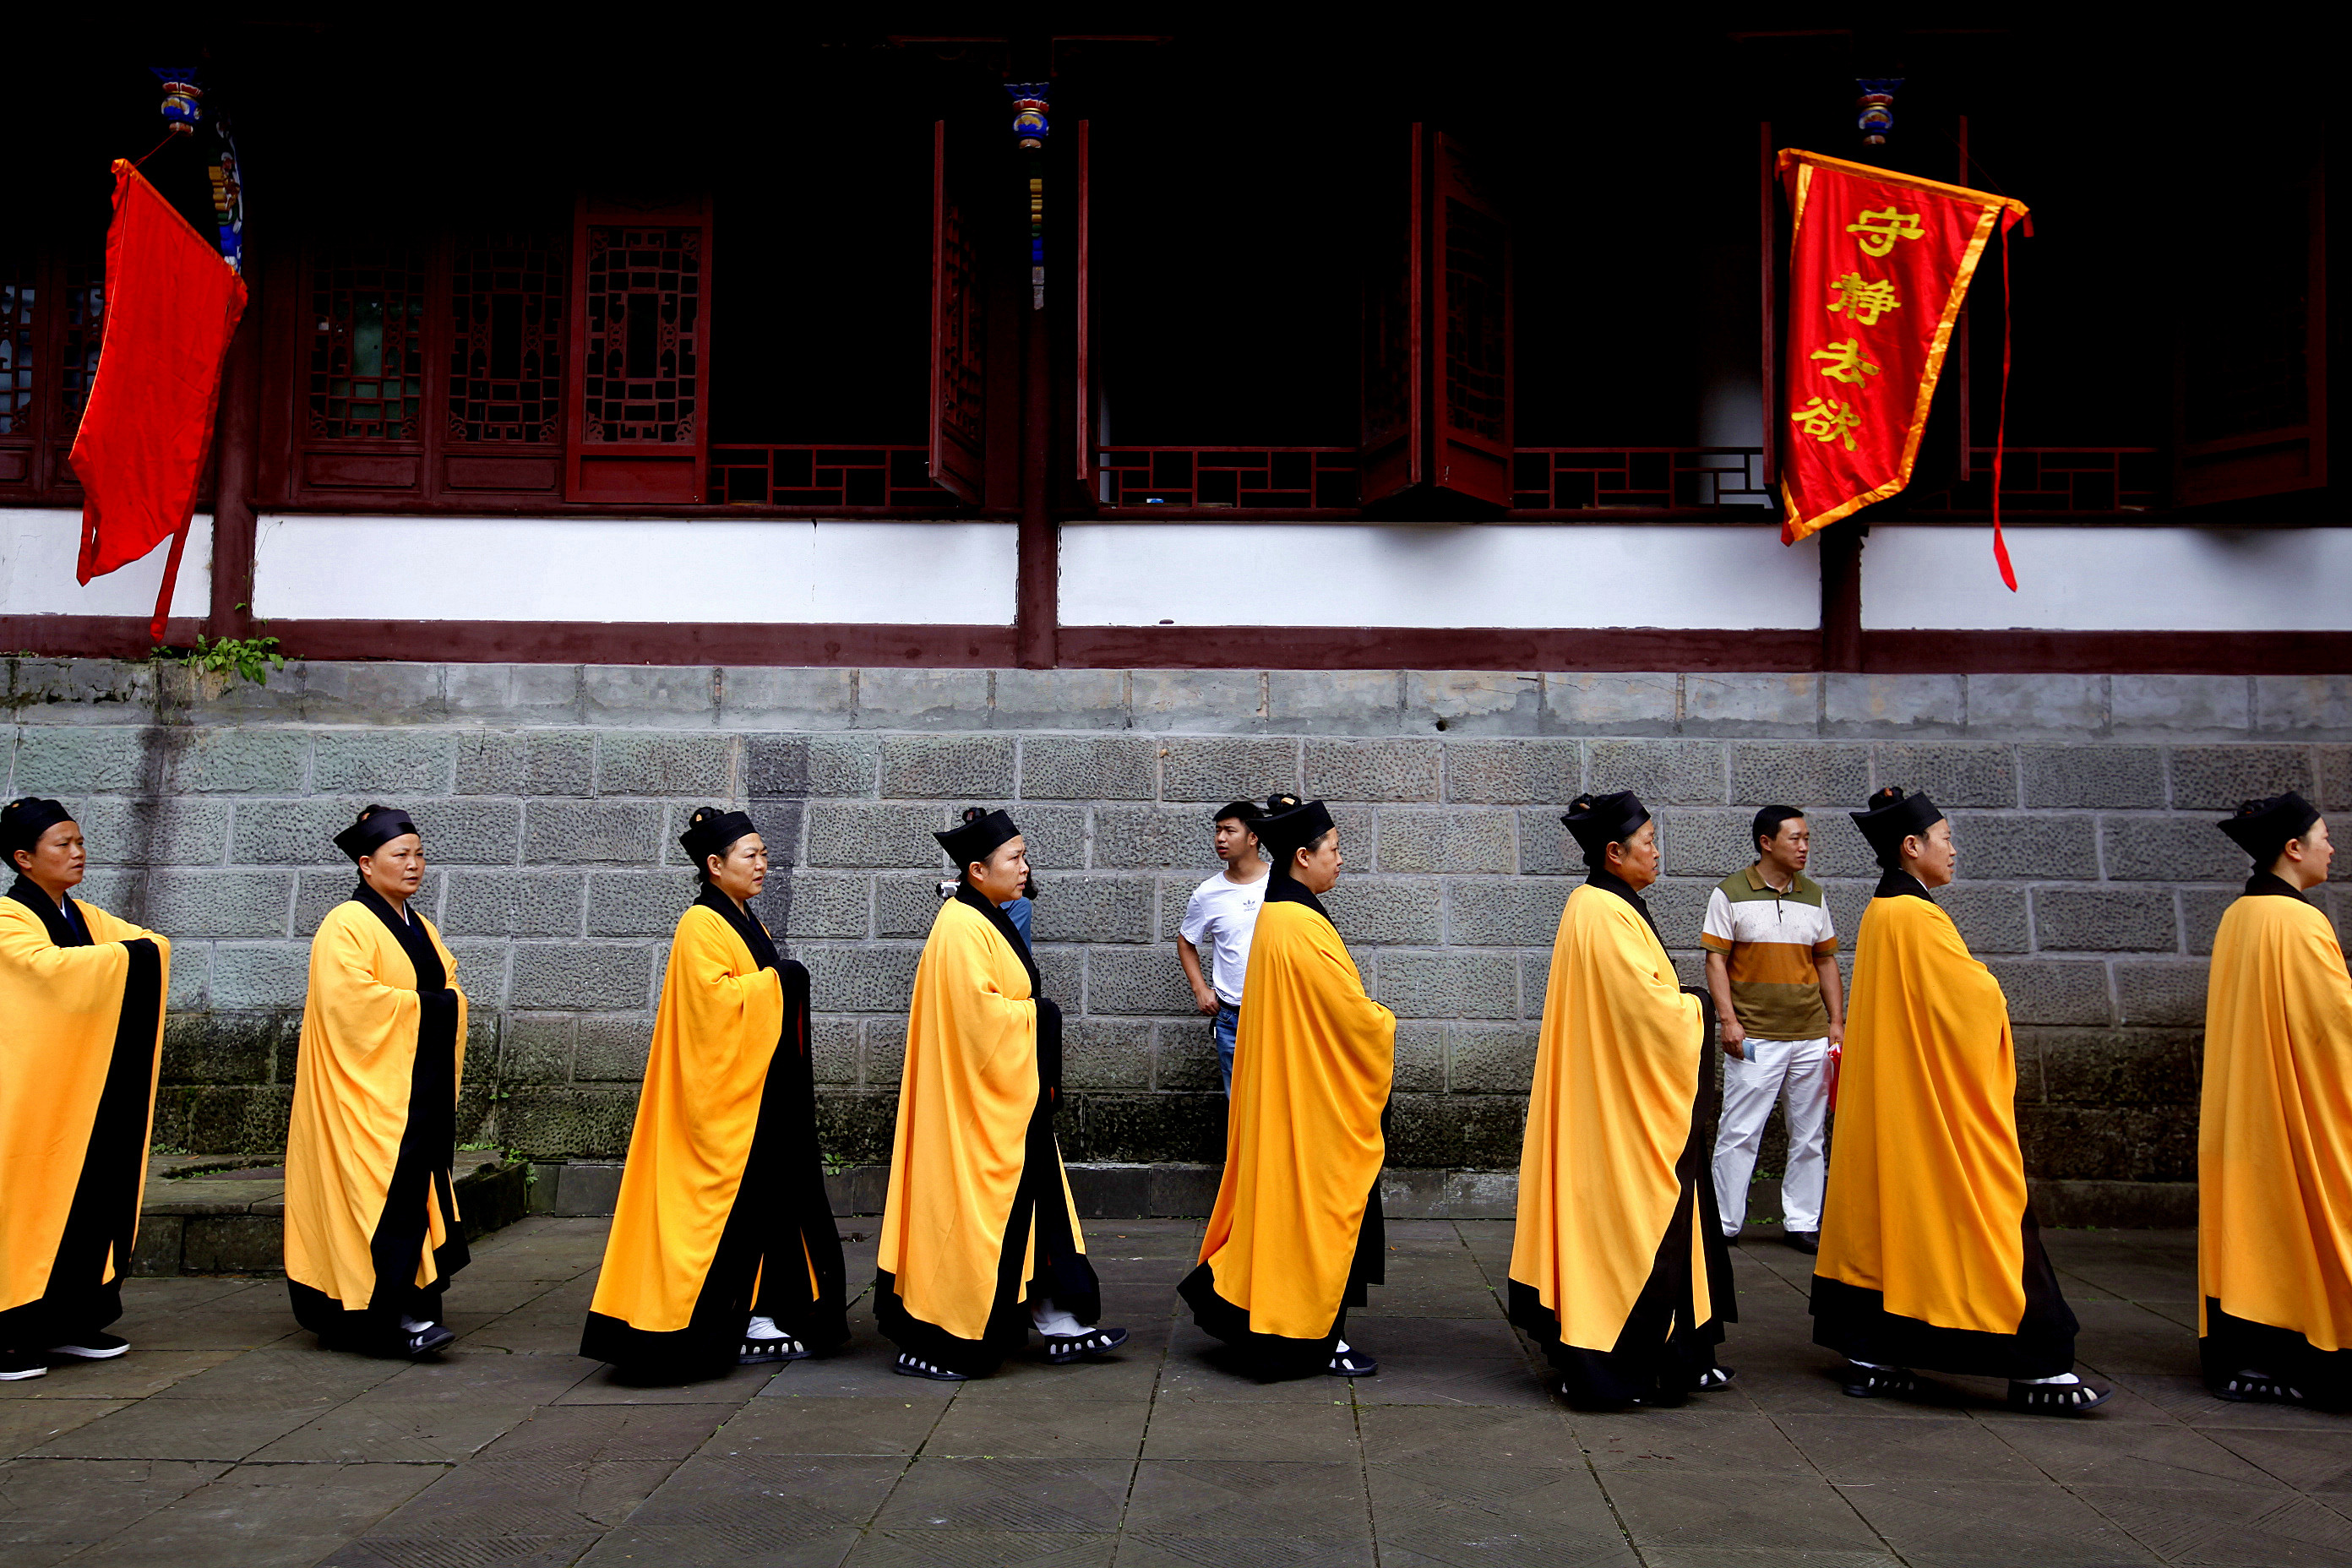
[149,521,188,644]
[1991,216,2018,591]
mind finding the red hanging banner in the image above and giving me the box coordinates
[68,160,248,639]
[1776,150,2026,582]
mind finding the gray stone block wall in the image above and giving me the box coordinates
[9,660,2349,1188]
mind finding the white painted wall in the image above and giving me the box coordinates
[1060,523,1821,629]
[1,507,213,618]
[251,516,1020,625]
[1864,526,2352,631]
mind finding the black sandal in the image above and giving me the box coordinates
[1327,1345,1379,1377]
[1688,1365,1738,1392]
[739,1333,811,1366]
[1043,1326,1130,1364]
[893,1352,969,1382]
[2007,1380,2113,1415]
[1840,1365,1919,1399]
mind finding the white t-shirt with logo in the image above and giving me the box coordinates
[1182,870,1267,1008]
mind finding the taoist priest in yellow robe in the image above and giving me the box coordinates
[0,798,169,1382]
[1509,789,1735,1407]
[1811,787,2109,1414]
[283,805,471,1358]
[1181,793,1396,1378]
[2200,791,2352,1408]
[876,808,1125,1380]
[583,807,849,1380]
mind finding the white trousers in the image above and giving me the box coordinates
[1711,1036,1832,1235]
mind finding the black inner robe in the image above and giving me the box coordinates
[288,885,469,1347]
[1507,869,1735,1406]
[875,883,1101,1375]
[1807,868,2080,1380]
[0,878,161,1349]
[1178,870,1388,1378]
[580,885,850,1378]
[2197,871,2352,1407]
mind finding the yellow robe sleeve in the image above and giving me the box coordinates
[1817,896,2026,1335]
[1510,885,1705,1349]
[591,904,785,1333]
[2200,896,2352,1349]
[0,900,169,1312]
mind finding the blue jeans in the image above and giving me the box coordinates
[1214,1004,1239,1095]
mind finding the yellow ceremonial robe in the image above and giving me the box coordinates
[583,890,847,1375]
[876,887,1096,1373]
[2198,877,2352,1399]
[0,883,168,1347]
[1181,879,1395,1369]
[283,889,470,1341]
[1811,874,2076,1377]
[1509,876,1729,1402]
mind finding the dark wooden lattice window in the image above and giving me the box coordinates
[566,196,711,503]
[308,244,427,440]
[0,242,104,497]
[2175,155,2326,505]
[449,236,565,444]
[0,249,34,441]
[56,256,104,428]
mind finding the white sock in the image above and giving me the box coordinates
[400,1315,435,1333]
[745,1315,786,1341]
[1334,1339,1353,1354]
[1029,1297,1086,1337]
[1848,1358,1897,1371]
[2018,1371,2081,1386]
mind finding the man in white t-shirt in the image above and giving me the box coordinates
[1177,801,1268,1094]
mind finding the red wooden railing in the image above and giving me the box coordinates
[700,442,2162,514]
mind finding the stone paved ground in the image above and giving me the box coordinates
[6,1217,2351,1567]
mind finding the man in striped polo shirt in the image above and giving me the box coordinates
[1703,805,1844,1255]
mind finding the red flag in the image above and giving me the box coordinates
[69,160,248,640]
[1776,150,2027,585]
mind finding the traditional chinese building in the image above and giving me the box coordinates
[3,17,2334,1220]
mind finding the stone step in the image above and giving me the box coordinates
[520,1160,2197,1228]
[131,1153,532,1276]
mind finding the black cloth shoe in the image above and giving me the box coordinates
[1840,1364,1920,1399]
[894,1352,970,1382]
[2214,1370,2309,1406]
[1688,1365,1738,1392]
[739,1333,811,1366]
[1043,1326,1129,1364]
[1326,1344,1379,1377]
[2007,1379,2113,1415]
[0,1350,48,1381]
[398,1323,456,1359]
[1783,1230,1820,1255]
[46,1332,128,1360]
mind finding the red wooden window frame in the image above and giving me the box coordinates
[1360,124,1425,505]
[1075,117,1093,488]
[1430,131,1513,507]
[263,231,570,507]
[1361,125,1512,510]
[565,195,713,505]
[929,122,987,504]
